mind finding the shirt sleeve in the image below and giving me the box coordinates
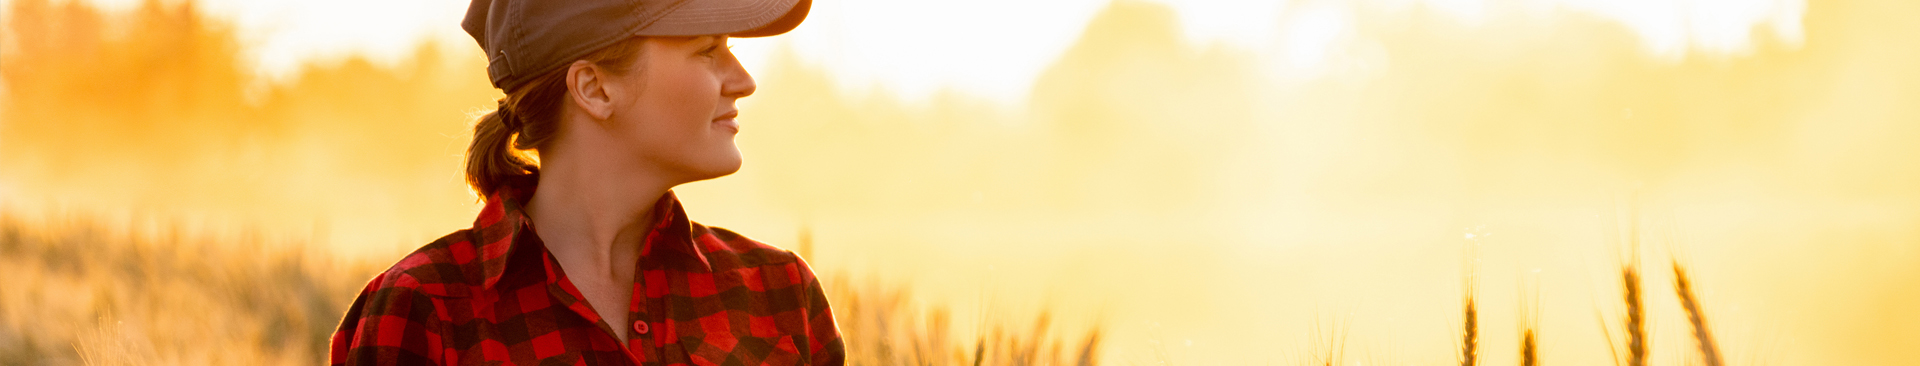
[330,272,446,365]
[795,258,846,365]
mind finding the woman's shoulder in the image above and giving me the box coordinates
[330,229,476,364]
[687,222,813,271]
[358,229,488,298]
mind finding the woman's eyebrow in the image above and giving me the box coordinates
[671,35,714,48]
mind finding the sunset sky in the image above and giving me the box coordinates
[52,0,1804,101]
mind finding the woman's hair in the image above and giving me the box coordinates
[466,37,649,199]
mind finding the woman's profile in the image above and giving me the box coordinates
[329,0,842,364]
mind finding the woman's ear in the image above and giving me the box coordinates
[566,60,616,121]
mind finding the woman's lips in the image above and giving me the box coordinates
[713,111,740,133]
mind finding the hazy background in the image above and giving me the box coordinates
[3,0,1917,364]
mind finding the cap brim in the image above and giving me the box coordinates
[638,0,811,38]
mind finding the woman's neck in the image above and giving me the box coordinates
[523,160,673,282]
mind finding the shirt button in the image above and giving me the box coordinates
[633,321,650,335]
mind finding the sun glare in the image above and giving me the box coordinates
[29,0,1810,102]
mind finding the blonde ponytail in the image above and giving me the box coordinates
[464,100,539,199]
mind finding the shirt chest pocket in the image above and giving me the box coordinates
[668,269,811,366]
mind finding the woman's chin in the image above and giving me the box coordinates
[685,154,743,182]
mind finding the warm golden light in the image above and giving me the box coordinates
[3,0,1916,364]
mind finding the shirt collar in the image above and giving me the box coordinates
[470,184,713,289]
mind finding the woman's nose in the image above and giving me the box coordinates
[720,51,756,99]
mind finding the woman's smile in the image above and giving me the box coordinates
[713,110,740,134]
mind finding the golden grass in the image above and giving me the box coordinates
[827,275,1102,366]
[0,212,372,365]
[1595,209,1737,366]
[1,208,1749,366]
[0,212,1102,365]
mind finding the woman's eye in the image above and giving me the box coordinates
[699,45,720,57]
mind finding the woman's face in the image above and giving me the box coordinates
[604,36,755,183]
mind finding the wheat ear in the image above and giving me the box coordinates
[1673,261,1724,366]
[1460,292,1478,366]
[1520,328,1537,366]
[1623,264,1646,366]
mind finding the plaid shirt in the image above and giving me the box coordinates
[330,185,844,365]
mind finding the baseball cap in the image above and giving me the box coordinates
[462,0,812,90]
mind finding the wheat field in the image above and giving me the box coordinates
[5,0,1920,364]
[0,213,1099,365]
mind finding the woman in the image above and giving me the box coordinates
[329,0,841,364]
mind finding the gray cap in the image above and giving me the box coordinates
[463,0,812,90]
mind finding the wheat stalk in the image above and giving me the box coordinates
[1621,203,1647,366]
[1673,261,1724,366]
[1520,328,1537,366]
[1622,264,1646,366]
[1519,280,1539,366]
[1073,330,1100,366]
[1459,292,1478,366]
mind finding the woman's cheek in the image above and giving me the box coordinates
[665,73,716,129]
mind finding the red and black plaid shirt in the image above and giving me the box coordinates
[330,185,844,365]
